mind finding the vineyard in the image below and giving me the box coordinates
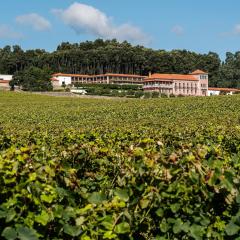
[1,92,240,239]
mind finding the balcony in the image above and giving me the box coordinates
[144,84,174,89]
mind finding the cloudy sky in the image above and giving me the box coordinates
[1,0,240,59]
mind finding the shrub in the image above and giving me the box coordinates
[160,93,168,98]
[134,91,144,98]
[152,91,160,98]
[144,92,152,98]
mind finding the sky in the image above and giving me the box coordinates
[0,0,240,60]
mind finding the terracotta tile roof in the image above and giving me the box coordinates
[145,73,198,81]
[104,73,146,78]
[52,73,147,78]
[190,69,207,75]
[50,78,59,82]
[0,80,10,83]
[208,87,240,92]
[52,73,90,77]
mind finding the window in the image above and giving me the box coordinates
[200,75,207,80]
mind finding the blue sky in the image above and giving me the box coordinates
[0,0,240,59]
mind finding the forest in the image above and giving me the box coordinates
[1,38,240,88]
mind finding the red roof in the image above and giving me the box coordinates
[190,70,208,75]
[50,77,59,82]
[145,73,198,81]
[52,73,90,77]
[104,73,146,78]
[0,80,10,83]
[52,73,147,78]
[208,87,240,92]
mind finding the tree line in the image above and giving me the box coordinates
[1,39,240,89]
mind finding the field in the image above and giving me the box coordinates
[1,92,240,239]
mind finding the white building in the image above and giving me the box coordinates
[51,73,73,87]
[0,74,12,89]
[51,73,145,88]
[208,87,240,96]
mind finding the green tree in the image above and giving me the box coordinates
[11,66,53,91]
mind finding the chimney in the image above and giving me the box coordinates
[149,71,152,78]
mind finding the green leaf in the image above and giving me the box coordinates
[29,172,37,181]
[160,219,169,233]
[155,237,166,240]
[35,210,49,226]
[53,204,64,218]
[155,208,164,217]
[16,226,38,240]
[40,194,54,203]
[6,209,16,222]
[189,224,205,240]
[170,203,180,213]
[115,222,130,234]
[63,224,82,237]
[236,194,240,204]
[140,199,150,209]
[182,221,190,233]
[88,192,107,204]
[76,216,85,226]
[101,220,114,230]
[0,209,7,218]
[103,231,117,239]
[1,227,17,240]
[225,222,240,236]
[173,218,183,234]
[114,189,129,202]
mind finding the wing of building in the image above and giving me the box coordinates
[143,70,208,96]
[51,73,146,88]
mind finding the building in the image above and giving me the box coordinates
[51,73,146,87]
[143,70,208,96]
[0,74,12,89]
[51,71,240,97]
[208,87,240,96]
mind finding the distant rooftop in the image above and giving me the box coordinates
[190,69,208,75]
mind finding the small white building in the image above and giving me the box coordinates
[0,74,13,89]
[208,87,240,96]
[0,74,13,81]
[51,73,73,87]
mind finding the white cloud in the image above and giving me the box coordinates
[16,13,51,31]
[221,24,240,37]
[171,25,184,35]
[52,2,149,44]
[234,24,240,34]
[0,24,23,39]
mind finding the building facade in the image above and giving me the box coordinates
[51,73,146,87]
[0,74,12,89]
[51,71,240,97]
[143,70,208,96]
